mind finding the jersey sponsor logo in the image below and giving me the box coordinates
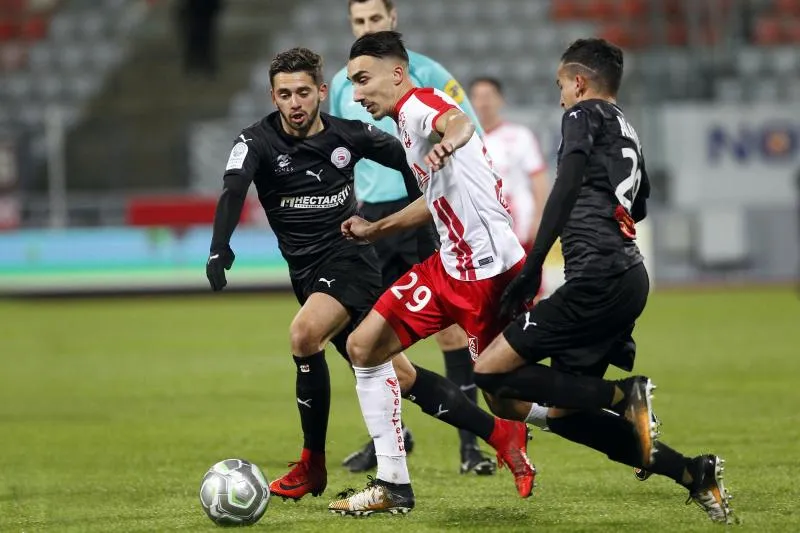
[225,142,248,170]
[467,335,479,361]
[402,130,413,148]
[276,154,293,173]
[331,146,351,168]
[398,112,407,130]
[279,185,351,209]
[444,79,465,104]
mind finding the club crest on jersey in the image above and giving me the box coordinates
[331,147,351,168]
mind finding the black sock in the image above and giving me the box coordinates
[443,348,479,448]
[475,363,616,410]
[405,365,495,442]
[293,351,330,453]
[546,410,644,467]
[647,442,693,487]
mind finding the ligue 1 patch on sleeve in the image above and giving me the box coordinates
[226,142,248,171]
[444,79,465,104]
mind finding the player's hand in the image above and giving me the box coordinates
[499,268,542,321]
[206,245,235,291]
[341,216,374,242]
[423,142,454,171]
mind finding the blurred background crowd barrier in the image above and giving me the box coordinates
[0,0,797,295]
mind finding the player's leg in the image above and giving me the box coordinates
[270,292,351,501]
[435,324,496,475]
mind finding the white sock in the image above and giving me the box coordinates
[525,403,550,429]
[353,361,410,485]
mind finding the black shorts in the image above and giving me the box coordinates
[360,198,439,287]
[290,246,383,361]
[503,262,649,376]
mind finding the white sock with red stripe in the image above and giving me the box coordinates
[526,403,550,429]
[353,361,410,485]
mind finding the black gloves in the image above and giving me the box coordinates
[206,245,235,291]
[499,266,542,321]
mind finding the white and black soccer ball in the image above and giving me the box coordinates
[199,459,270,527]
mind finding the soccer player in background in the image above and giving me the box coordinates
[206,46,530,507]
[328,31,535,515]
[468,77,551,252]
[329,0,496,476]
[472,38,734,525]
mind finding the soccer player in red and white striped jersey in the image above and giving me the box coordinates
[328,31,536,515]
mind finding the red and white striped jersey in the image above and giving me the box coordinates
[484,122,547,244]
[395,87,525,281]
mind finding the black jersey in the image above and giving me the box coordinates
[222,112,417,278]
[557,99,650,280]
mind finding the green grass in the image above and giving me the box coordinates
[1,288,798,532]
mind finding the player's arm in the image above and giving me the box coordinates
[342,196,431,242]
[355,122,421,201]
[499,106,596,318]
[207,136,259,291]
[424,108,476,171]
[523,130,551,244]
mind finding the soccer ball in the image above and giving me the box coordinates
[199,459,270,526]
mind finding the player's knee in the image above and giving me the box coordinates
[473,371,505,396]
[345,330,375,367]
[289,318,324,356]
[434,325,467,351]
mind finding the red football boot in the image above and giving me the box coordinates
[487,418,536,498]
[269,448,327,501]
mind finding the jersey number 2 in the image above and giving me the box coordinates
[615,147,642,211]
[390,272,431,312]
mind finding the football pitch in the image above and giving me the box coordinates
[1,287,798,532]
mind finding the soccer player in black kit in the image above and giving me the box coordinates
[473,39,735,524]
[206,47,532,505]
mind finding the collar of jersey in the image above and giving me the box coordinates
[393,87,419,118]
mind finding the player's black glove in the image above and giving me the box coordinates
[206,245,235,291]
[499,267,542,321]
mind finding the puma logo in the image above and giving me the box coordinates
[522,312,537,331]
[318,278,335,288]
[306,169,324,182]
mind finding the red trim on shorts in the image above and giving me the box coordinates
[432,197,476,281]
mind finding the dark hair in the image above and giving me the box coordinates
[560,38,624,95]
[349,30,409,63]
[269,47,324,86]
[348,0,394,11]
[469,76,503,96]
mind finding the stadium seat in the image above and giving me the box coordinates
[620,0,648,20]
[0,19,18,42]
[20,16,48,41]
[785,18,800,43]
[551,0,581,21]
[753,16,783,45]
[584,0,618,21]
[774,0,800,16]
[666,22,688,46]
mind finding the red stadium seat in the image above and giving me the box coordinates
[666,21,688,46]
[785,18,800,43]
[775,0,800,16]
[0,19,18,42]
[551,0,581,21]
[620,0,648,20]
[754,16,783,45]
[584,0,617,21]
[20,15,46,40]
[599,23,646,49]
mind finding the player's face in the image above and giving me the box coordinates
[556,63,585,109]
[349,0,397,38]
[271,72,328,135]
[469,81,504,129]
[348,55,403,120]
